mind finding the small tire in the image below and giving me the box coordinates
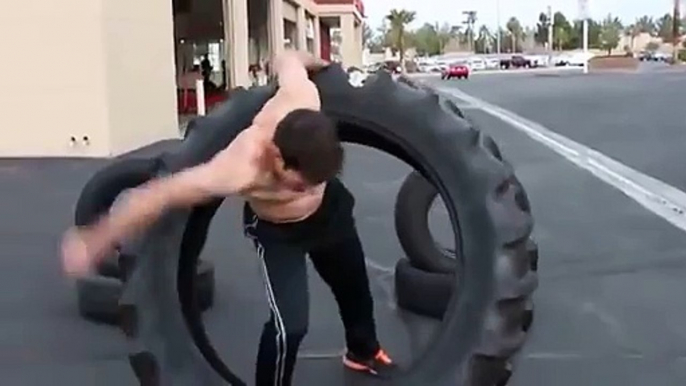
[97,253,122,278]
[395,165,532,274]
[468,355,513,386]
[394,258,454,319]
[76,274,123,325]
[76,260,216,326]
[395,258,530,383]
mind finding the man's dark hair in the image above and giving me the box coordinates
[273,108,343,184]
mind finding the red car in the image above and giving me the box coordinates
[441,62,470,80]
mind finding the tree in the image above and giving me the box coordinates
[552,12,573,50]
[363,23,373,47]
[656,13,674,41]
[412,23,441,56]
[600,14,622,55]
[506,17,523,52]
[410,23,458,55]
[463,11,477,51]
[624,24,640,52]
[363,23,385,53]
[385,9,416,72]
[570,19,602,49]
[635,16,656,35]
[534,12,550,46]
[475,25,493,53]
[673,0,681,47]
[436,23,458,54]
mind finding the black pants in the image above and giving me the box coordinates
[242,179,379,386]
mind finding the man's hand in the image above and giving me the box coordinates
[61,226,113,277]
[292,50,329,71]
[277,50,328,68]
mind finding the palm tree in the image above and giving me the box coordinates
[624,24,640,52]
[437,23,459,54]
[464,11,477,51]
[385,9,416,72]
[506,17,523,52]
[476,25,492,53]
[634,16,656,35]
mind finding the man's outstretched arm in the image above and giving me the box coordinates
[61,129,270,276]
[272,50,328,91]
[86,162,223,248]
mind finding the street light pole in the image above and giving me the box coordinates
[583,18,589,73]
[580,0,589,74]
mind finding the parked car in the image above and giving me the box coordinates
[640,51,670,62]
[468,57,487,71]
[500,55,533,69]
[485,57,501,69]
[441,62,470,80]
[554,52,594,66]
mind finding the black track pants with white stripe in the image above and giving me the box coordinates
[244,213,379,386]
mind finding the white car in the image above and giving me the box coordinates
[567,52,594,66]
[468,58,486,71]
[555,52,594,67]
[485,57,501,69]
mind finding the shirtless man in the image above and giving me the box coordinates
[61,50,395,385]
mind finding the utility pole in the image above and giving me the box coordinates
[579,0,589,74]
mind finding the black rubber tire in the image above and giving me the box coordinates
[394,240,539,321]
[441,97,466,118]
[76,274,122,325]
[97,252,122,278]
[395,240,539,385]
[76,260,216,326]
[395,164,532,274]
[118,65,532,385]
[394,258,455,319]
[184,117,201,139]
[74,157,161,277]
[74,157,161,227]
[398,76,465,119]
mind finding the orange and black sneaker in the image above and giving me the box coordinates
[343,349,397,378]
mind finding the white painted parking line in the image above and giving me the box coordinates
[438,86,686,233]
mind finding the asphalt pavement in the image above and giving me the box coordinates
[422,70,686,192]
[422,71,686,385]
[1,71,686,386]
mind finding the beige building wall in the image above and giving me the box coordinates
[0,0,361,157]
[317,3,364,68]
[1,0,178,157]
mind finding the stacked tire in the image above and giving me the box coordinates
[392,93,539,385]
[73,157,216,325]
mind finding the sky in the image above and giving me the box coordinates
[363,0,682,31]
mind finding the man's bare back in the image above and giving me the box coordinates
[241,53,327,223]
